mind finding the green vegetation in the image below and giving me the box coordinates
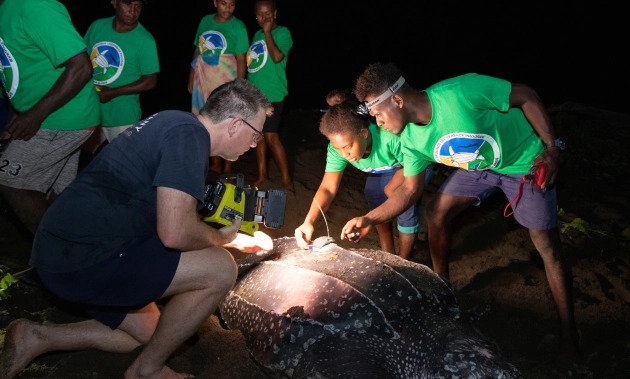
[558,208,616,239]
[0,271,17,300]
[0,266,33,300]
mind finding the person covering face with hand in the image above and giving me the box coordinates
[247,0,293,190]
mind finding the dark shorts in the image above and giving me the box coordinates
[263,101,284,133]
[37,235,181,329]
[439,168,558,230]
[364,168,420,234]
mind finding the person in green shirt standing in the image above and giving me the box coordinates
[84,0,159,145]
[247,0,293,190]
[0,0,100,235]
[341,62,579,354]
[188,0,249,175]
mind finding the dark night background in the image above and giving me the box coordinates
[1,3,629,377]
[61,0,627,115]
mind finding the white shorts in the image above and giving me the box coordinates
[101,124,132,143]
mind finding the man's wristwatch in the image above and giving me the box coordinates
[545,137,566,151]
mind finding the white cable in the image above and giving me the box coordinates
[314,199,330,239]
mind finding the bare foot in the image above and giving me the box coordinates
[560,327,581,356]
[254,178,268,188]
[0,319,46,379]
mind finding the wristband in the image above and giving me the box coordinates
[545,137,566,151]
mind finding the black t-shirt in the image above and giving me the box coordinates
[31,110,210,273]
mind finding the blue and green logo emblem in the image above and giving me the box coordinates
[90,42,124,85]
[0,38,19,98]
[247,40,267,73]
[434,133,500,170]
[198,31,227,66]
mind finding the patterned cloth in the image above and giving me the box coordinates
[191,54,237,114]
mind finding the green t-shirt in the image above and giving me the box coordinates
[400,73,544,176]
[0,0,100,130]
[193,14,249,66]
[247,26,292,102]
[85,17,160,127]
[325,123,403,174]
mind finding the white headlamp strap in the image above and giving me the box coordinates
[365,76,405,110]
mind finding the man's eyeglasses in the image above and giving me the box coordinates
[239,117,264,144]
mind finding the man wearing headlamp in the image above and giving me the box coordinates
[342,62,578,354]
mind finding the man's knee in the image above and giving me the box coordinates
[427,194,475,227]
[426,198,448,227]
[529,229,563,261]
[202,248,238,293]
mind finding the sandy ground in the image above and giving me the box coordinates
[1,104,629,378]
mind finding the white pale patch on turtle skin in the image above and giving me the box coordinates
[302,337,318,350]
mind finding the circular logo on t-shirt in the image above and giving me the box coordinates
[433,133,500,170]
[90,42,125,85]
[247,40,267,73]
[198,31,227,66]
[0,38,19,98]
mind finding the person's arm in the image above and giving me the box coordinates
[235,53,247,79]
[295,171,343,248]
[96,74,157,103]
[187,49,199,94]
[341,173,423,242]
[383,168,404,198]
[0,84,15,140]
[7,51,92,141]
[156,186,270,254]
[509,83,560,189]
[260,19,284,63]
[156,186,235,251]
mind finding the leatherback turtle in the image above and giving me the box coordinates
[219,237,520,378]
